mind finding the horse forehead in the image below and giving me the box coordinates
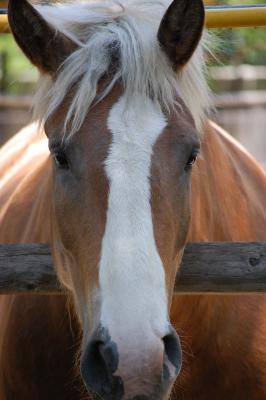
[104,86,197,135]
[107,95,167,147]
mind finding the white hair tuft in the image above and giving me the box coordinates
[33,0,211,137]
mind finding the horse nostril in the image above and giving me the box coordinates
[80,336,124,399]
[98,341,117,371]
[162,329,182,376]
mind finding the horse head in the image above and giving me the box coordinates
[8,0,205,398]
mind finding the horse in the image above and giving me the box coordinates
[1,0,266,398]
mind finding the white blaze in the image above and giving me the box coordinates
[100,95,169,342]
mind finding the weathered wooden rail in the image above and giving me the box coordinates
[0,242,266,295]
[1,5,266,32]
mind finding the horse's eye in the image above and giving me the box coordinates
[185,151,198,171]
[53,150,69,169]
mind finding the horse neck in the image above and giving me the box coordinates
[189,120,266,242]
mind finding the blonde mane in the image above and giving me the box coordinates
[34,0,211,137]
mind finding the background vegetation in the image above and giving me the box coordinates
[210,0,266,65]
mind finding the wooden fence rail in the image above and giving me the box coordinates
[0,242,266,295]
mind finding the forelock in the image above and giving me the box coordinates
[33,0,211,138]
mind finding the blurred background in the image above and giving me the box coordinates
[0,0,266,168]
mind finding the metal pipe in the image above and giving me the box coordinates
[0,13,8,33]
[1,5,266,33]
[205,5,266,28]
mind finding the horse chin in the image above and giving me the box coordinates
[124,383,175,400]
[87,385,175,400]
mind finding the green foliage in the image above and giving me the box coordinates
[0,35,37,94]
[213,27,266,66]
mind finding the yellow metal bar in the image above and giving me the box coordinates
[1,6,266,33]
[0,14,8,33]
[205,5,266,28]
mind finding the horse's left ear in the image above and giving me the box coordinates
[157,0,205,69]
[8,0,77,75]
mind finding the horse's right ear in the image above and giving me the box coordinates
[8,0,77,75]
[157,0,205,69]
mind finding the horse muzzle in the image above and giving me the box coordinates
[80,324,182,400]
